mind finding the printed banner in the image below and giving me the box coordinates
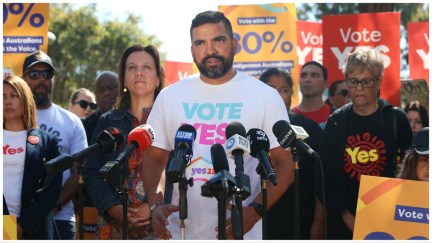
[3,3,50,77]
[219,3,300,106]
[164,60,196,84]
[408,22,429,84]
[296,20,322,71]
[353,175,429,240]
[3,215,17,240]
[400,79,429,110]
[322,12,401,106]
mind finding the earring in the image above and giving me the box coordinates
[123,87,127,93]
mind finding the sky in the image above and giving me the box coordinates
[90,0,285,62]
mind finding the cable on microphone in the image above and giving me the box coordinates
[247,128,277,185]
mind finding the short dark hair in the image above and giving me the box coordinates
[259,68,293,88]
[190,10,233,41]
[302,61,328,81]
[328,80,345,96]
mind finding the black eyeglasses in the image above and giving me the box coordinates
[73,100,98,110]
[24,70,54,80]
[345,77,375,88]
[335,89,349,97]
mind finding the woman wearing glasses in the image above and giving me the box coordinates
[316,47,412,239]
[68,88,97,119]
[3,75,63,239]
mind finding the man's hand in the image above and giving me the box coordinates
[151,204,179,239]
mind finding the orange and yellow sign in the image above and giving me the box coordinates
[219,3,300,106]
[353,175,429,240]
[3,3,50,77]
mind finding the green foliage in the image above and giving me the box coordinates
[48,3,163,107]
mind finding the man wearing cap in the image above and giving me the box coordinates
[22,50,88,239]
[398,127,429,181]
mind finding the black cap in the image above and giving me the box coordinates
[23,50,54,73]
[412,127,429,155]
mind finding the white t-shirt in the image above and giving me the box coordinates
[147,71,289,240]
[3,130,27,216]
[37,104,88,222]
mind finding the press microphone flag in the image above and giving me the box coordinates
[224,121,251,200]
[167,124,197,183]
[247,128,278,186]
[272,120,319,160]
[99,124,154,178]
[45,127,125,175]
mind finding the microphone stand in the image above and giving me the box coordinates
[255,165,268,239]
[119,157,131,240]
[291,146,300,240]
[178,156,193,240]
[77,159,85,240]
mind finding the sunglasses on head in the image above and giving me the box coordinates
[73,100,98,110]
[335,89,349,97]
[24,70,54,80]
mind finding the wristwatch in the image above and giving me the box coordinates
[149,202,165,221]
[248,202,263,217]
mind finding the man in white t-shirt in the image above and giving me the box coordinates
[142,11,294,240]
[22,50,87,240]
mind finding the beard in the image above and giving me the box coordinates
[32,84,52,107]
[194,51,234,79]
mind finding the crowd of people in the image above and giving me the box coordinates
[3,10,428,240]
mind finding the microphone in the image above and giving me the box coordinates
[201,143,239,240]
[167,124,196,183]
[99,124,154,178]
[201,144,237,199]
[225,121,251,200]
[247,128,278,186]
[272,120,320,160]
[45,127,125,175]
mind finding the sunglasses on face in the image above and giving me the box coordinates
[73,100,98,110]
[335,89,349,97]
[24,70,54,80]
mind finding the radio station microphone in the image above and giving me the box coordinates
[225,121,251,200]
[167,124,196,183]
[272,120,320,160]
[247,128,277,186]
[99,124,154,178]
[45,127,125,175]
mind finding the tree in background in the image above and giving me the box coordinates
[48,3,163,107]
[296,3,429,78]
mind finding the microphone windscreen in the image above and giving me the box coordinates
[178,124,197,140]
[128,124,155,151]
[246,128,270,158]
[272,120,289,138]
[211,143,229,173]
[97,127,125,153]
[225,121,247,138]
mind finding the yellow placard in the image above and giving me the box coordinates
[3,3,50,77]
[353,175,429,240]
[3,215,17,240]
[219,3,299,106]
